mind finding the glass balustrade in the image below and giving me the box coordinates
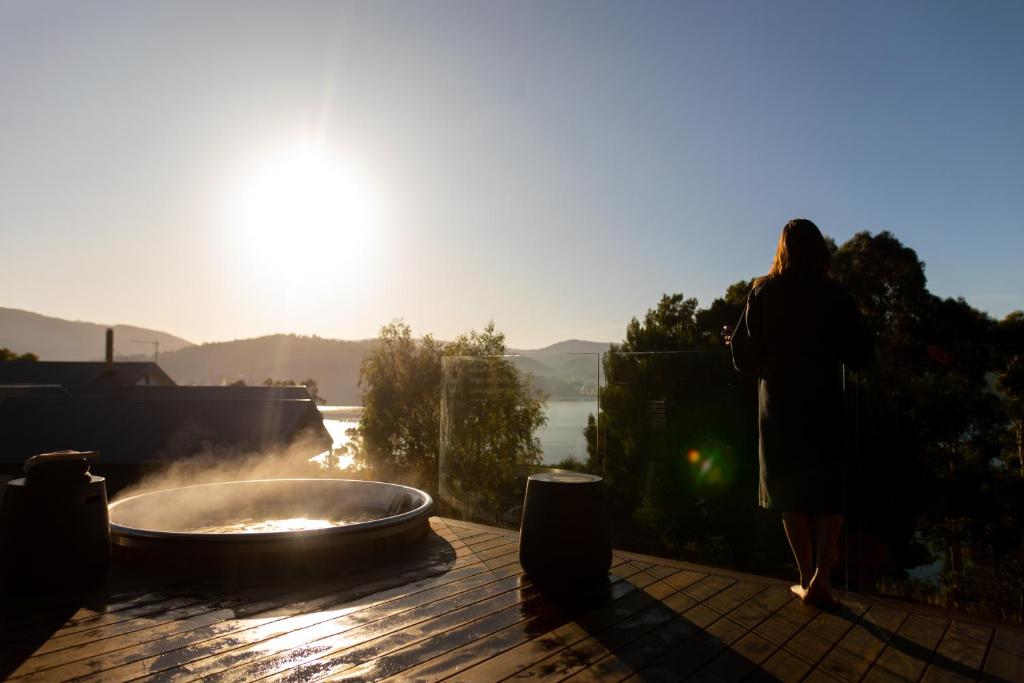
[433,342,1024,621]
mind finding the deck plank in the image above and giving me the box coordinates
[863,613,950,683]
[441,576,683,682]
[921,621,994,682]
[613,582,786,682]
[493,575,711,681]
[197,551,529,681]
[814,603,908,681]
[6,530,475,680]
[73,557,513,682]
[565,580,768,682]
[983,629,1024,682]
[677,585,796,682]
[3,517,1020,683]
[757,599,869,681]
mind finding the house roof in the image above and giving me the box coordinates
[0,362,330,467]
[0,361,175,395]
[0,384,72,400]
[0,396,331,465]
[118,385,314,401]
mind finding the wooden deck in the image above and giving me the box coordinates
[1,517,1021,682]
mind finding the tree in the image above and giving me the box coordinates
[587,230,1023,619]
[586,291,758,566]
[832,233,1014,606]
[0,348,38,361]
[356,321,444,493]
[259,377,326,404]
[300,378,327,405]
[354,320,546,516]
[996,311,1024,474]
[695,280,753,349]
[440,322,547,524]
[832,231,931,346]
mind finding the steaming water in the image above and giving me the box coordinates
[316,401,596,469]
[187,515,374,534]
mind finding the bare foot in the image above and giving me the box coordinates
[805,573,840,609]
[789,584,808,602]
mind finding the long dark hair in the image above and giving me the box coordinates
[757,218,832,286]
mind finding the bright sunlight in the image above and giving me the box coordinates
[228,141,379,277]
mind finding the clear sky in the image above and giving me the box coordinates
[2,1,1021,348]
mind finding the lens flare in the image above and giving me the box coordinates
[687,449,701,464]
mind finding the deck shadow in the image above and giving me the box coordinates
[528,570,783,681]
[0,585,125,680]
[826,601,1015,683]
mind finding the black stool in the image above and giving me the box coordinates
[518,472,612,586]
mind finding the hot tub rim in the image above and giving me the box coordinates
[107,478,435,544]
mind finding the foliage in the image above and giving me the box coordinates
[551,457,587,472]
[258,377,327,404]
[440,323,547,524]
[356,321,444,492]
[996,311,1024,474]
[585,289,759,565]
[586,230,1024,619]
[0,348,39,361]
[355,320,546,510]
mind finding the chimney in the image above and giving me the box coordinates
[105,328,114,373]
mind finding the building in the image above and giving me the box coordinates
[0,331,331,492]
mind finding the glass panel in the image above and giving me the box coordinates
[594,350,762,572]
[849,342,1024,620]
[435,342,1024,621]
[438,352,600,528]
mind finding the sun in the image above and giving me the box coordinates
[228,142,378,275]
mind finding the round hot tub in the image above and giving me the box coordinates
[108,479,433,568]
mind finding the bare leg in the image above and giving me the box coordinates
[781,513,814,600]
[806,514,844,607]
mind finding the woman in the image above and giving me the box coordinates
[731,218,872,608]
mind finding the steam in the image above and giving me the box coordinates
[112,429,367,505]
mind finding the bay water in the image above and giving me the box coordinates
[319,399,597,467]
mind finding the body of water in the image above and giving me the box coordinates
[318,400,596,468]
[534,400,596,465]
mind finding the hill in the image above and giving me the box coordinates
[2,306,613,403]
[511,339,611,355]
[0,307,192,361]
[156,335,611,403]
[151,334,376,405]
[507,340,609,399]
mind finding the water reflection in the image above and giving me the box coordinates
[188,516,362,534]
[310,405,362,471]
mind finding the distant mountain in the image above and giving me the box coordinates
[2,306,612,403]
[0,307,192,361]
[503,340,609,399]
[156,335,611,404]
[151,334,377,405]
[510,340,611,355]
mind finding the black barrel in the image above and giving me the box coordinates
[0,454,111,587]
[518,472,612,587]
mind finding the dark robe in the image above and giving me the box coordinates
[731,270,873,513]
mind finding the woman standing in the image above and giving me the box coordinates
[731,219,872,607]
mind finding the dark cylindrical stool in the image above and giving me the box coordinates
[0,451,110,587]
[519,472,612,586]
